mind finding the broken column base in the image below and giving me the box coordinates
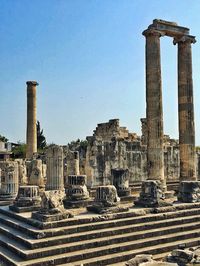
[9,186,41,213]
[87,185,129,214]
[134,180,172,208]
[31,190,73,222]
[178,181,200,203]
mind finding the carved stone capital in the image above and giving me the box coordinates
[142,29,165,38]
[26,81,39,86]
[173,35,196,45]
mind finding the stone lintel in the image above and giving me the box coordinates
[173,35,196,45]
[148,19,189,37]
[26,81,39,86]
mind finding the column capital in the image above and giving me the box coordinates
[26,81,39,86]
[173,35,196,45]
[142,29,165,38]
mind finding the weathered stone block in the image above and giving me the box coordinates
[135,180,171,207]
[87,185,128,214]
[178,181,200,203]
[111,168,131,197]
[32,190,73,222]
[9,185,41,213]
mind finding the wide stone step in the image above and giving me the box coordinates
[1,202,200,230]
[2,212,200,250]
[1,205,200,242]
[0,213,43,239]
[32,207,200,238]
[2,235,199,266]
[1,224,200,261]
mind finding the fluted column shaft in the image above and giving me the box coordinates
[143,29,165,190]
[175,36,196,181]
[26,81,38,159]
[46,145,64,191]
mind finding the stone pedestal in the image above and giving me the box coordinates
[178,181,200,203]
[87,185,128,214]
[64,175,90,208]
[32,190,73,222]
[0,161,19,201]
[26,81,38,159]
[135,180,171,207]
[9,185,41,213]
[111,168,131,197]
[45,145,64,191]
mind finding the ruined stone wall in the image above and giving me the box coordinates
[85,119,183,186]
[64,119,199,187]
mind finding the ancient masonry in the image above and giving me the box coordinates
[1,19,200,266]
[85,118,200,187]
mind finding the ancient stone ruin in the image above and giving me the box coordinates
[1,19,200,266]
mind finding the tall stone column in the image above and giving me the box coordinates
[143,29,165,190]
[26,81,38,159]
[46,145,64,191]
[174,36,196,181]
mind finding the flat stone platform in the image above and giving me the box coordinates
[1,201,200,265]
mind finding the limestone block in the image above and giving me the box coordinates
[178,181,200,203]
[40,190,66,214]
[125,254,153,266]
[29,159,44,187]
[87,185,128,214]
[166,249,193,264]
[15,159,28,185]
[111,168,131,197]
[32,190,73,222]
[135,180,171,207]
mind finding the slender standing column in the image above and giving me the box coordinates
[26,81,38,159]
[143,29,165,190]
[174,35,196,181]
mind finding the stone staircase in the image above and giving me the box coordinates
[1,202,200,266]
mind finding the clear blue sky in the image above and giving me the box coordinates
[0,0,200,145]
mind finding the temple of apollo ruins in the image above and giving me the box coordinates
[1,19,200,266]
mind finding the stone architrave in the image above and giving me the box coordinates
[29,159,44,188]
[0,161,19,200]
[143,28,165,191]
[111,168,131,197]
[45,145,64,191]
[26,81,38,159]
[32,190,73,222]
[9,185,41,213]
[87,185,128,214]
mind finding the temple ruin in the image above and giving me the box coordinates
[1,19,200,266]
